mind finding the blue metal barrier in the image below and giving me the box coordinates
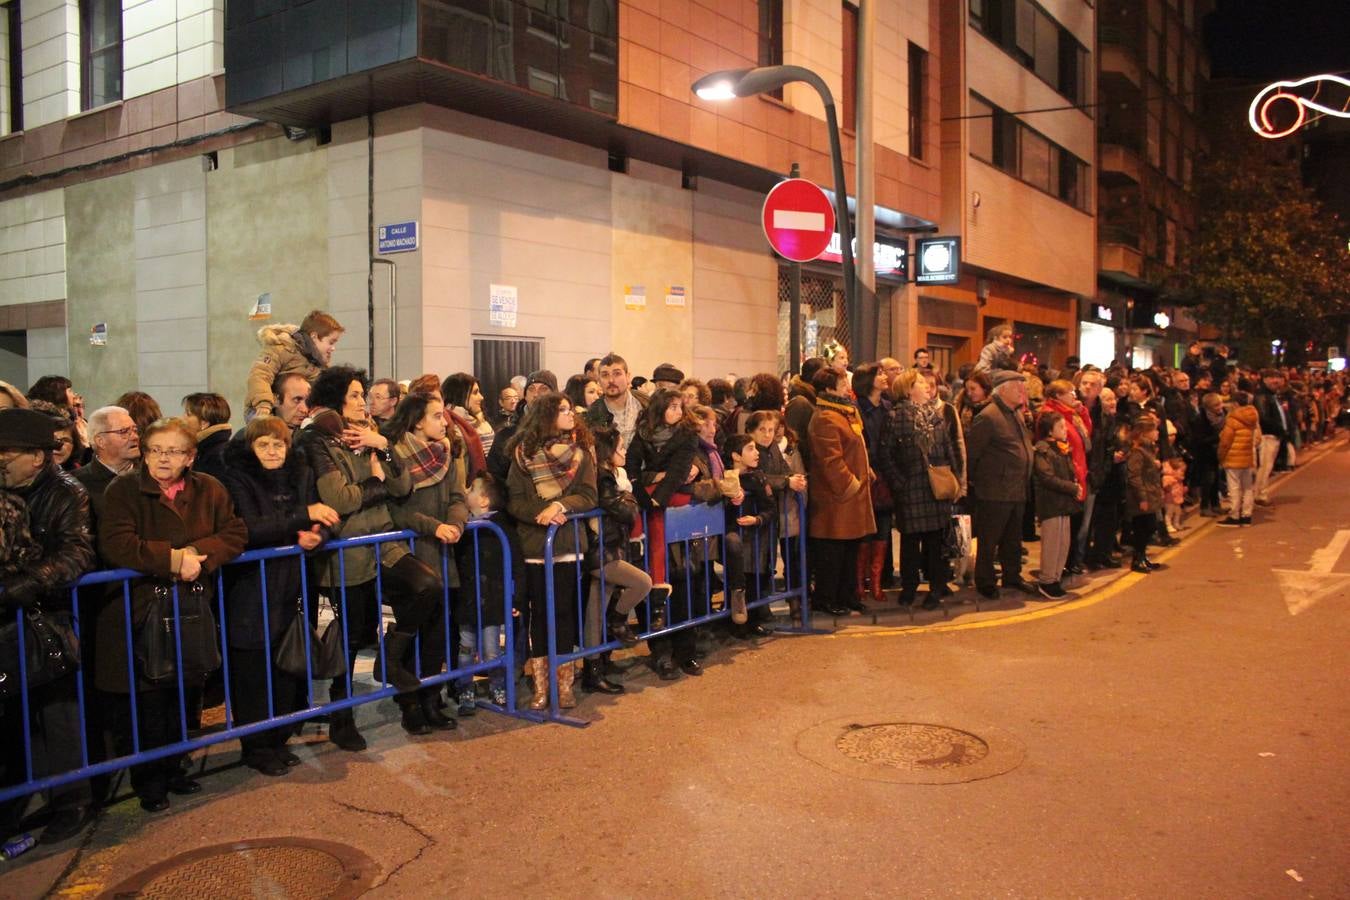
[0,519,519,807]
[538,490,812,725]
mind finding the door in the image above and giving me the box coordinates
[473,337,542,417]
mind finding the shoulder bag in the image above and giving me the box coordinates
[135,581,223,685]
[0,606,80,698]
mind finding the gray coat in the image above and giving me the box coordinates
[877,398,955,534]
[967,395,1032,503]
[388,445,470,588]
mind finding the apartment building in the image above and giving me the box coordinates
[0,0,941,411]
[919,0,1096,374]
[1089,0,1211,369]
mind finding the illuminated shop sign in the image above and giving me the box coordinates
[1092,304,1114,322]
[1249,74,1350,139]
[817,234,908,278]
[914,236,960,285]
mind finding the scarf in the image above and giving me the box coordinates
[396,432,452,489]
[1053,439,1071,455]
[516,437,582,501]
[816,394,864,438]
[700,438,725,483]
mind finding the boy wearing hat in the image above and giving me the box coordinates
[0,408,97,844]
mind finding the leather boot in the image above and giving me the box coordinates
[556,658,578,709]
[381,629,423,693]
[606,610,641,647]
[328,709,367,752]
[526,657,549,711]
[868,542,886,603]
[419,687,457,730]
[582,657,624,694]
[398,694,432,735]
[729,587,748,625]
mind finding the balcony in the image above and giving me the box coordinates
[1099,225,1145,284]
[1099,143,1143,186]
[225,0,618,130]
[1100,46,1142,89]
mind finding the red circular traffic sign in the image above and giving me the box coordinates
[761,178,835,262]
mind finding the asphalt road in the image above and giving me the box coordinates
[8,440,1349,899]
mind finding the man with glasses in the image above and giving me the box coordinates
[74,406,141,531]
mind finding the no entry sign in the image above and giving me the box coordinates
[762,178,835,262]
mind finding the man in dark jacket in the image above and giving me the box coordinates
[0,408,97,844]
[1253,368,1289,505]
[967,371,1036,599]
[74,405,141,535]
[584,354,648,451]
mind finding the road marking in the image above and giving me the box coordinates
[1272,529,1350,615]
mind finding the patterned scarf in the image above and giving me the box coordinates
[396,432,452,489]
[700,438,725,482]
[1053,439,1071,455]
[516,438,582,501]
[816,394,864,438]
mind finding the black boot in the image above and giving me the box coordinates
[381,629,423,693]
[582,657,624,694]
[419,687,457,730]
[398,695,432,735]
[606,611,640,647]
[328,709,367,752]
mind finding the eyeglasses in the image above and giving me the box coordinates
[145,447,191,460]
[99,426,137,438]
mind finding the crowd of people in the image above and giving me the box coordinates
[1,309,1345,847]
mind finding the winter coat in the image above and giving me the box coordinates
[388,441,469,588]
[219,434,323,651]
[447,409,486,485]
[1124,444,1164,517]
[939,400,967,494]
[973,341,1015,375]
[877,397,955,534]
[1038,397,1090,493]
[96,468,247,692]
[1218,405,1260,469]
[506,445,598,562]
[587,467,641,569]
[626,424,700,509]
[1033,440,1082,521]
[0,464,95,609]
[1190,408,1222,473]
[1162,459,1187,506]
[1085,402,1114,492]
[245,324,328,415]
[967,395,1033,503]
[1254,387,1289,439]
[728,468,775,573]
[294,419,412,588]
[192,425,233,484]
[806,395,876,540]
[784,378,817,468]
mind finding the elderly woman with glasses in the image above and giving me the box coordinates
[97,418,246,814]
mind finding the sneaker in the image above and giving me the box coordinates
[456,689,477,717]
[1239,516,1252,526]
[1216,517,1242,527]
[489,685,508,707]
[1037,581,1067,600]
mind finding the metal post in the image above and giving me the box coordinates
[823,100,860,361]
[855,0,877,361]
[371,258,397,377]
[789,162,803,372]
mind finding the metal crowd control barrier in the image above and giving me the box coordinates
[539,490,812,726]
[0,520,519,807]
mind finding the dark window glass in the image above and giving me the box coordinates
[908,42,927,159]
[758,0,783,98]
[4,1,21,133]
[80,0,121,110]
[969,0,1086,108]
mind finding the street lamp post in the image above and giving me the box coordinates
[692,66,861,363]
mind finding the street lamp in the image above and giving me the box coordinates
[692,66,860,361]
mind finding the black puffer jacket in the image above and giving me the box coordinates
[626,423,700,509]
[0,464,95,609]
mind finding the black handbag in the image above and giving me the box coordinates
[274,601,347,681]
[0,607,80,698]
[135,582,222,685]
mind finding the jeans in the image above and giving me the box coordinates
[455,624,503,693]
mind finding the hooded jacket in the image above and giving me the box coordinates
[1218,405,1260,470]
[245,324,328,414]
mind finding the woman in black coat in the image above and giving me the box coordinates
[625,388,700,589]
[220,417,339,776]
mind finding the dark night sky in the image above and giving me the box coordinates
[1204,0,1349,81]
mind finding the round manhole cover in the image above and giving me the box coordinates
[103,838,377,899]
[797,716,1025,784]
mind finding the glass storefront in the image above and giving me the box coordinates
[1078,321,1117,369]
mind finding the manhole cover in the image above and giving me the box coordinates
[103,838,377,899]
[796,715,1025,784]
[835,723,990,770]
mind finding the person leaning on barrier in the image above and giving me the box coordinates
[506,392,597,711]
[293,366,444,750]
[0,408,97,844]
[97,417,246,814]
[385,392,470,733]
[220,417,340,777]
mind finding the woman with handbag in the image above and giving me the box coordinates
[98,418,246,813]
[220,417,340,776]
[805,366,876,617]
[878,370,959,610]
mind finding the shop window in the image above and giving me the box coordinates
[758,0,783,98]
[80,0,121,110]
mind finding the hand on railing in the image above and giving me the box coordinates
[178,550,207,582]
[296,526,324,551]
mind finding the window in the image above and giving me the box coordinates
[3,1,21,134]
[968,91,1091,213]
[841,2,857,131]
[80,0,121,110]
[908,42,927,159]
[758,0,783,98]
[968,0,1089,107]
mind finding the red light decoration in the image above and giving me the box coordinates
[1249,75,1350,139]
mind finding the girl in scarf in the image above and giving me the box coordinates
[506,392,598,710]
[386,392,470,732]
[625,389,701,588]
[1032,411,1084,599]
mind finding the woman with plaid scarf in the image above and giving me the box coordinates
[506,392,598,710]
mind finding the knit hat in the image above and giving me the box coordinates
[526,369,558,392]
[652,363,685,384]
[991,370,1024,388]
[0,408,62,450]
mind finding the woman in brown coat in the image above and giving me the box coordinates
[806,366,876,616]
[98,418,246,813]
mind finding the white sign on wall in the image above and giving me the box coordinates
[489,284,518,328]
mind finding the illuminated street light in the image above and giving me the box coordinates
[692,66,860,358]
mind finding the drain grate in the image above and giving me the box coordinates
[105,838,377,899]
[836,722,991,770]
[796,715,1025,784]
